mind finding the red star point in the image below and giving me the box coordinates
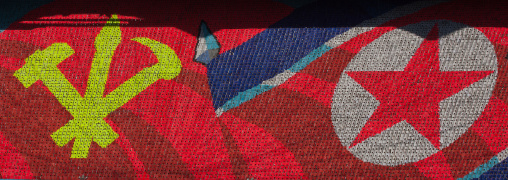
[347,24,493,149]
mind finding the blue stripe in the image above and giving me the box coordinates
[218,44,332,112]
[208,27,345,109]
[221,84,274,112]
[207,0,420,109]
[288,44,332,72]
[460,157,499,180]
[476,156,508,179]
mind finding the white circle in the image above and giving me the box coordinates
[331,20,498,166]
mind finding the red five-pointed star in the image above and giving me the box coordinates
[346,24,493,149]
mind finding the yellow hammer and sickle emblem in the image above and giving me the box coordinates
[13,15,182,158]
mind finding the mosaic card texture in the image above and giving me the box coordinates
[1,0,508,179]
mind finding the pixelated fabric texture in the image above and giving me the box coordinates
[1,0,508,179]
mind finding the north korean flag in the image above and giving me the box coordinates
[0,0,507,179]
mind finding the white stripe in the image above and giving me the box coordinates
[261,70,296,86]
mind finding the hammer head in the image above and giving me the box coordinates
[14,43,74,88]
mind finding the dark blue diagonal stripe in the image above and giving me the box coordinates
[207,0,419,109]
